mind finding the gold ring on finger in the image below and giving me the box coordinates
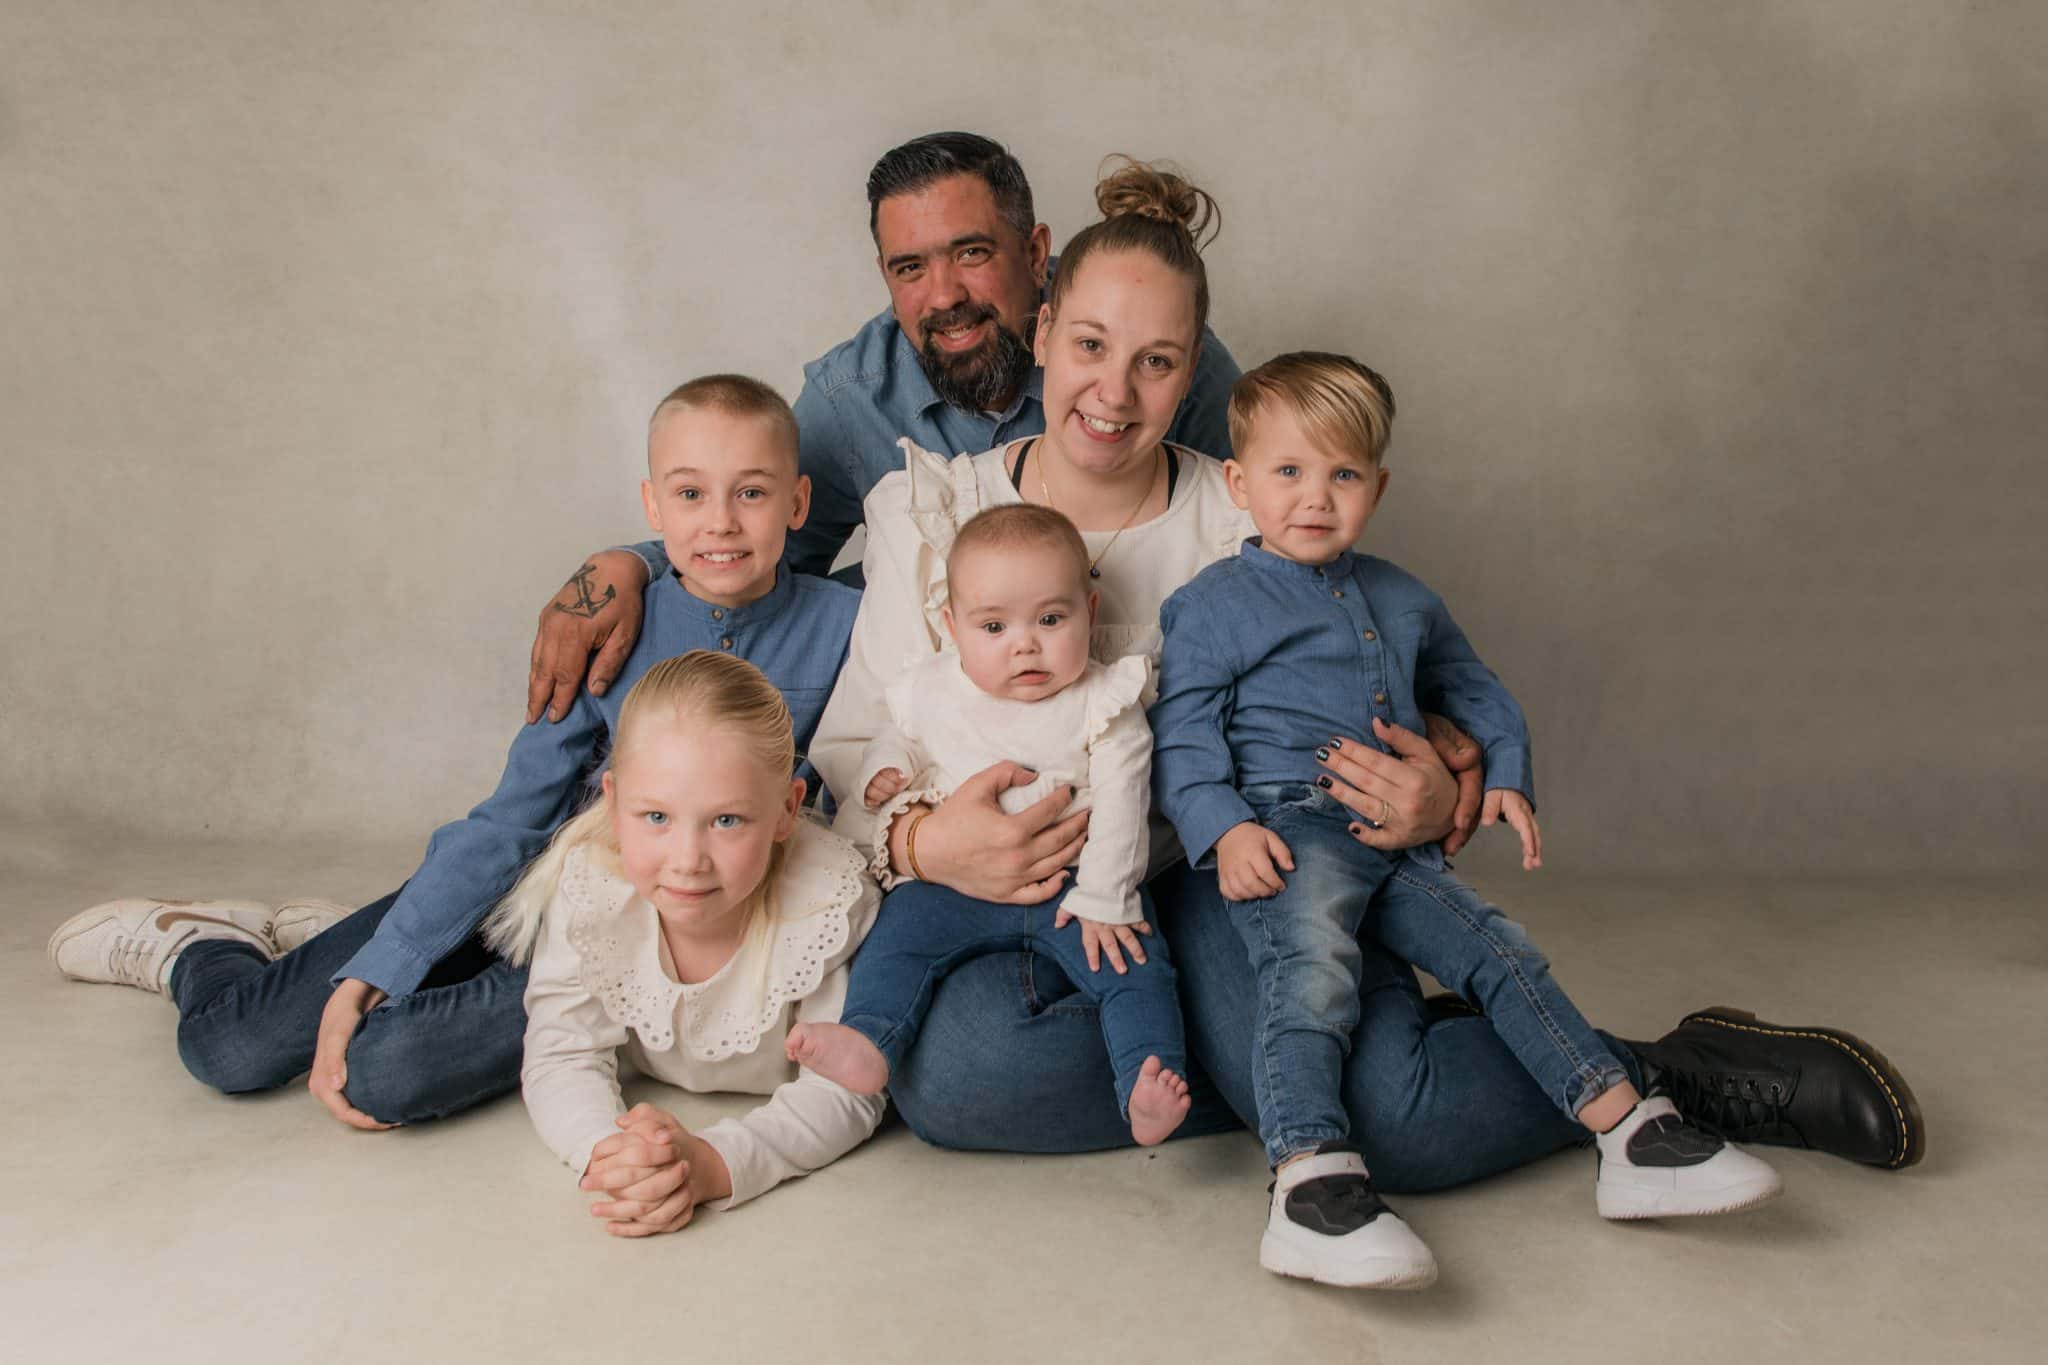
[1379,798,1393,824]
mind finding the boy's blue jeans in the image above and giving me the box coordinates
[168,887,528,1125]
[840,879,1186,1115]
[1230,783,1630,1168]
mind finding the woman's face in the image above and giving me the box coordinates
[1033,248,1199,481]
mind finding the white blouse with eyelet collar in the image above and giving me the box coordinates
[518,819,883,1207]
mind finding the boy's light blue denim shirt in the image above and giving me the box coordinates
[1151,538,1535,871]
[336,566,859,1000]
[628,274,1241,582]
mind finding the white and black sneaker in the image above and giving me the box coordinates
[1595,1095,1783,1220]
[1259,1143,1438,1289]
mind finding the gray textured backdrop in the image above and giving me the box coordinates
[4,1,2042,876]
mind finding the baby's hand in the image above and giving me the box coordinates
[1482,790,1543,870]
[1054,905,1153,975]
[863,767,908,810]
[1215,821,1294,901]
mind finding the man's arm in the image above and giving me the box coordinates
[1168,327,1242,460]
[784,380,866,579]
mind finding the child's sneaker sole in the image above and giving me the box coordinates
[1259,1229,1439,1289]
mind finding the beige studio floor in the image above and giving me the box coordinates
[3,823,2039,1365]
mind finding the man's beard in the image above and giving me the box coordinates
[916,303,1036,414]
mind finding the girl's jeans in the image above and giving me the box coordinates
[168,888,528,1125]
[884,860,1646,1193]
[840,880,1185,1115]
[1230,783,1630,1168]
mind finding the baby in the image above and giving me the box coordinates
[789,504,1191,1145]
[1153,352,1782,1290]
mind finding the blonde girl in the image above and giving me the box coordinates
[487,650,880,1238]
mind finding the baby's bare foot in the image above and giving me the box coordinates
[785,1022,890,1095]
[1128,1055,1192,1146]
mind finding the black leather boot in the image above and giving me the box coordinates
[1627,1007,1925,1170]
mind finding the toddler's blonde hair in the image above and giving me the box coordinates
[484,650,798,965]
[1229,351,1398,466]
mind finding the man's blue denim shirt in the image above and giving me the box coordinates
[1151,539,1536,871]
[630,279,1240,582]
[335,567,858,999]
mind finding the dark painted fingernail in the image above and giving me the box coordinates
[1315,747,1329,761]
[1349,824,1363,836]
[1328,737,1343,749]
[1316,775,1332,789]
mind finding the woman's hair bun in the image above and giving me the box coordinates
[1094,156,1220,249]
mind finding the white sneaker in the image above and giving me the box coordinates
[269,899,352,953]
[1259,1145,1438,1290]
[1596,1095,1784,1220]
[47,898,275,996]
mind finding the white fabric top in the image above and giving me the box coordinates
[811,436,1254,882]
[518,819,884,1209]
[848,649,1156,924]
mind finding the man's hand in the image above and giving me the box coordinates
[1315,718,1460,853]
[1053,904,1153,974]
[1483,789,1543,870]
[309,978,394,1131]
[863,767,909,811]
[1422,713,1485,856]
[1214,821,1294,902]
[526,550,650,724]
[892,761,1089,903]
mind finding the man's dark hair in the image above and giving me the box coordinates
[866,132,1036,242]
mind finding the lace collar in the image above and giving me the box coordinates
[561,820,871,1060]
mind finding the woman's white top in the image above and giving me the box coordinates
[519,819,884,1208]
[849,650,1155,924]
[811,436,1253,882]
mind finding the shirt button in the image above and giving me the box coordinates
[1332,589,1344,599]
[721,636,734,650]
[1373,690,1387,704]
[711,608,724,620]
[1363,630,1377,641]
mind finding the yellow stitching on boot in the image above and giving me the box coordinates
[1683,1015,1912,1169]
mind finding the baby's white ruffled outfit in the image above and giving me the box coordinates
[519,819,883,1207]
[846,649,1156,925]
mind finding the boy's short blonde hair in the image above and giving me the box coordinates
[1228,351,1398,465]
[649,374,800,463]
[947,503,1092,589]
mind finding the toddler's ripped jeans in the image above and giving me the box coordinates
[1228,783,1629,1168]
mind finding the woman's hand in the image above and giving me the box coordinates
[308,978,394,1131]
[526,550,651,723]
[1315,718,1461,853]
[891,761,1090,903]
[581,1105,699,1238]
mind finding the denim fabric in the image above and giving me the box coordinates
[171,890,529,1125]
[1229,783,1629,1165]
[336,566,858,998]
[629,279,1242,583]
[882,860,1646,1192]
[1153,538,1535,870]
[841,880,1184,1114]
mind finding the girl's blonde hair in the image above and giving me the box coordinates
[484,650,798,966]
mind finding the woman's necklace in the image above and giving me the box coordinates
[1034,440,1164,580]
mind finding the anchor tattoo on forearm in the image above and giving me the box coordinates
[551,562,616,620]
